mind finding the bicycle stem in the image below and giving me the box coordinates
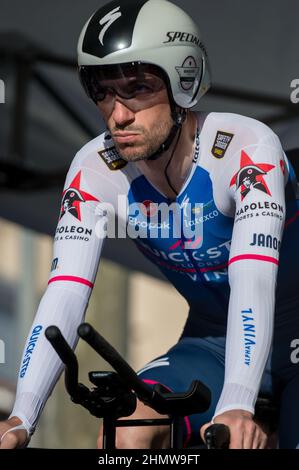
[78,323,156,403]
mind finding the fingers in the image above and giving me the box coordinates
[0,426,29,450]
[253,431,268,449]
[209,414,267,449]
[229,431,243,449]
[250,421,267,449]
[231,422,267,449]
[0,418,29,450]
[242,424,256,449]
[0,431,19,449]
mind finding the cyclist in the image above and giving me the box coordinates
[1,0,299,449]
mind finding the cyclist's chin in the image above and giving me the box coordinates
[115,142,155,162]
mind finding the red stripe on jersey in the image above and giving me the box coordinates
[48,275,94,288]
[228,254,279,266]
[200,262,228,273]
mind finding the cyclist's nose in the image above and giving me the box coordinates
[111,99,135,126]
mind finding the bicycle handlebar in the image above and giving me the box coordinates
[45,326,91,402]
[204,424,230,449]
[45,322,230,449]
[78,323,154,402]
[79,323,212,415]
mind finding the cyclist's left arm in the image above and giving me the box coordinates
[204,123,287,448]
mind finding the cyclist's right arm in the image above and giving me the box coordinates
[0,154,110,448]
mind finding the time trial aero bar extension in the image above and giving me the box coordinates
[45,323,230,449]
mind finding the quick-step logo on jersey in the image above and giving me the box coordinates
[137,237,231,284]
[128,165,234,286]
[230,150,275,200]
[60,171,99,221]
[20,325,43,378]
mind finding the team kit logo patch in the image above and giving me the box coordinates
[60,171,99,221]
[230,150,275,200]
[98,147,128,170]
[211,131,234,159]
[175,56,201,91]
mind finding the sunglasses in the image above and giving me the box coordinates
[79,62,169,112]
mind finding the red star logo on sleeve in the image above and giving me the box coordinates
[60,171,99,221]
[230,150,275,200]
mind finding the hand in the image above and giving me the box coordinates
[200,409,267,449]
[97,399,170,449]
[0,416,29,449]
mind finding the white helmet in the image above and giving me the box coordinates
[78,0,211,109]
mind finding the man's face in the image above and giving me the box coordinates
[96,74,173,162]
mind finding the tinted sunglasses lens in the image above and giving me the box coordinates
[91,85,107,102]
[79,64,167,106]
[79,67,106,102]
[99,76,164,100]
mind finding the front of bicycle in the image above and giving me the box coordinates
[45,322,231,449]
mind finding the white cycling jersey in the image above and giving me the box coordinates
[11,111,299,434]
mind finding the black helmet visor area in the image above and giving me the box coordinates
[78,62,174,112]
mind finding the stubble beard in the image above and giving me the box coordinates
[110,115,173,162]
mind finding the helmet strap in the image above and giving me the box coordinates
[146,107,186,161]
[163,124,182,196]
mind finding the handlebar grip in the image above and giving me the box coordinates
[204,423,230,449]
[78,323,153,400]
[45,325,81,398]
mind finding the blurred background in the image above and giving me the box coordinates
[0,0,298,447]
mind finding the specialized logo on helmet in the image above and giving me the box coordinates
[175,56,200,91]
[230,150,275,200]
[164,31,202,47]
[60,171,99,221]
[98,6,122,46]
